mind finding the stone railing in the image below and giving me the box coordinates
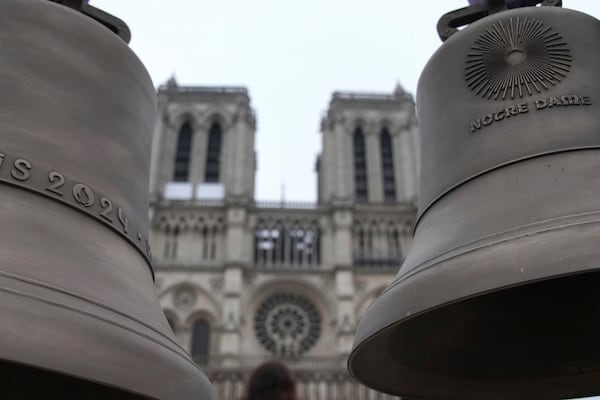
[255,200,319,210]
[198,355,400,400]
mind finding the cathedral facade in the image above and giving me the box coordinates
[148,79,419,400]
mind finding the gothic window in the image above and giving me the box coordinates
[309,222,321,265]
[254,293,321,358]
[205,122,222,182]
[380,128,396,202]
[367,223,374,260]
[173,121,192,182]
[355,228,365,264]
[254,220,320,267]
[354,220,403,268]
[202,226,209,259]
[388,227,401,261]
[163,226,178,260]
[273,221,285,264]
[210,226,217,260]
[191,319,210,364]
[353,128,368,201]
[163,227,171,259]
[288,221,302,264]
[172,226,179,259]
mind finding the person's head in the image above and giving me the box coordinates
[245,361,297,400]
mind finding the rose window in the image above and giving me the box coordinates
[254,293,321,358]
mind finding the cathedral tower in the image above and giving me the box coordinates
[317,84,418,205]
[150,78,256,204]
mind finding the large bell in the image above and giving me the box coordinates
[0,1,215,398]
[349,2,600,399]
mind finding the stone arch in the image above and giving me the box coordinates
[158,281,221,323]
[185,309,219,365]
[170,109,202,133]
[377,118,396,135]
[347,116,367,134]
[204,109,232,132]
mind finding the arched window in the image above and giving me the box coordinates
[202,226,209,259]
[163,226,178,260]
[173,121,192,181]
[354,127,368,201]
[205,122,222,182]
[171,226,179,260]
[380,128,396,202]
[191,319,210,364]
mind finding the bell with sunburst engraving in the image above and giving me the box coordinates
[350,3,600,399]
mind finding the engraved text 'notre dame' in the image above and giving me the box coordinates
[470,95,592,133]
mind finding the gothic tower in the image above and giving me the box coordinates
[149,78,256,204]
[148,80,417,400]
[317,84,419,205]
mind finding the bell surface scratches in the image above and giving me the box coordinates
[350,5,600,400]
[0,1,216,399]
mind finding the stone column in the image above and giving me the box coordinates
[392,129,406,201]
[333,118,351,201]
[244,120,256,199]
[331,209,355,355]
[320,121,335,202]
[189,122,207,186]
[229,112,247,198]
[219,265,242,366]
[398,125,418,203]
[335,268,356,355]
[157,119,177,196]
[219,206,250,365]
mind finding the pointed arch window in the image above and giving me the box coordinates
[191,319,210,364]
[354,127,368,201]
[205,122,222,182]
[173,121,193,182]
[380,128,396,202]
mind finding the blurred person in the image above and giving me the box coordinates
[244,361,298,400]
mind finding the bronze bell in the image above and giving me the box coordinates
[349,2,600,399]
[0,0,216,398]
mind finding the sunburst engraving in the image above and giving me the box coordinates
[465,17,572,100]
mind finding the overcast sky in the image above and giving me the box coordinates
[94,1,599,203]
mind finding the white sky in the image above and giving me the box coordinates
[94,0,599,203]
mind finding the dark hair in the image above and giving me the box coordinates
[245,361,297,400]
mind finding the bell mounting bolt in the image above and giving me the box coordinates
[47,0,131,43]
[437,0,562,41]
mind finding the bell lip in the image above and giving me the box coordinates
[0,357,158,399]
[0,281,217,400]
[348,270,600,398]
[349,265,600,398]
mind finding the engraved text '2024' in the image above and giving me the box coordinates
[0,152,152,262]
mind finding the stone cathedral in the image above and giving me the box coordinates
[148,78,419,400]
